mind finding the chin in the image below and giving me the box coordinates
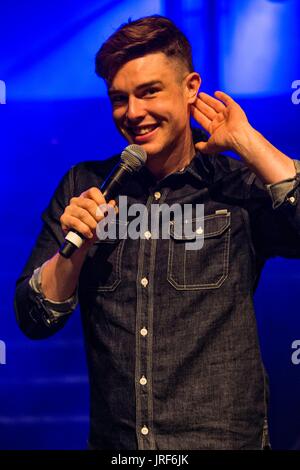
[136,141,165,156]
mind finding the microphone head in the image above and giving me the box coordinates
[121,144,147,171]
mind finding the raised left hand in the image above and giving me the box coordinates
[191,91,250,154]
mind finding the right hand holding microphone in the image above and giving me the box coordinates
[60,187,117,247]
[59,145,147,258]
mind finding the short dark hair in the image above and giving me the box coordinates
[95,15,194,85]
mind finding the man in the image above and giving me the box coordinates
[15,15,300,450]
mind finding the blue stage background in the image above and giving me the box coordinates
[0,0,300,449]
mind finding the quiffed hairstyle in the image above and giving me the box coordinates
[95,15,194,85]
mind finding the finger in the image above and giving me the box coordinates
[96,205,105,219]
[107,201,118,216]
[81,187,106,206]
[198,92,225,113]
[195,141,212,154]
[60,214,94,239]
[195,140,216,155]
[193,97,216,120]
[191,105,211,132]
[65,205,98,231]
[107,201,119,215]
[87,198,117,221]
[70,197,103,222]
[195,141,207,152]
[214,91,234,106]
[96,201,117,218]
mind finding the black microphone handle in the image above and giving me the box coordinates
[59,163,132,259]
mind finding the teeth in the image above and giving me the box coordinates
[132,125,157,136]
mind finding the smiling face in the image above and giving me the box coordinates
[108,52,200,172]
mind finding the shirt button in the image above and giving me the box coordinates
[288,196,296,204]
[140,327,148,337]
[141,426,149,436]
[140,375,147,385]
[144,231,151,239]
[154,191,161,200]
[141,277,148,287]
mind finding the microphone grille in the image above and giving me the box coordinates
[121,144,147,171]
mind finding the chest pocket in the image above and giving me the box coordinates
[82,220,127,292]
[167,211,231,290]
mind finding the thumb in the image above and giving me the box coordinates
[195,141,210,154]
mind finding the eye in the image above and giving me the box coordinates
[144,87,160,97]
[110,95,127,107]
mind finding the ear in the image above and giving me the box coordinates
[185,72,201,104]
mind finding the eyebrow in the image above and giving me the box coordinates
[108,80,164,97]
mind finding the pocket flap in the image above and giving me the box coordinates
[169,212,230,241]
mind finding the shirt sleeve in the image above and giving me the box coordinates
[29,262,78,323]
[245,158,300,260]
[265,159,300,209]
[14,166,78,339]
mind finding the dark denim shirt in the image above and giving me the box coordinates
[15,132,300,450]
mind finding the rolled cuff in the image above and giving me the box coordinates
[29,263,78,321]
[265,159,300,209]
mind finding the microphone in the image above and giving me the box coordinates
[59,144,147,258]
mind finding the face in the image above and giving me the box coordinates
[108,52,200,161]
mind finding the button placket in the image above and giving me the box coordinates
[135,193,155,449]
[135,189,168,449]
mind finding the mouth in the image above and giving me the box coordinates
[127,123,160,142]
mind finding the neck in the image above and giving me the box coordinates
[146,127,195,180]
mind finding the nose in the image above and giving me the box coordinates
[126,95,146,123]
